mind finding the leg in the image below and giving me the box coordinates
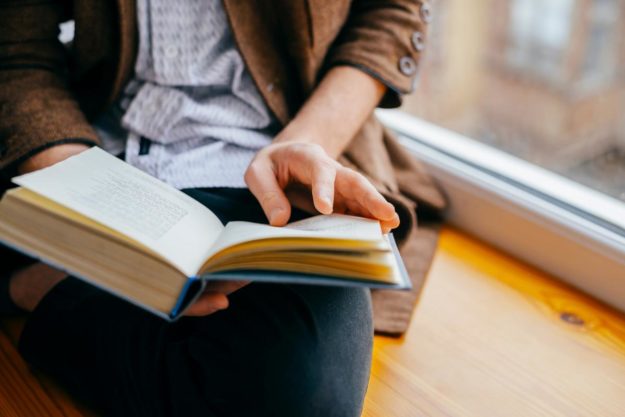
[19,278,373,417]
[175,283,373,417]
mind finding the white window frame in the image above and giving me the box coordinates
[377,109,625,312]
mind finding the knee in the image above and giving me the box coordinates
[267,287,373,417]
[171,285,373,417]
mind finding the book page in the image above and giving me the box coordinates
[13,148,224,276]
[286,215,384,236]
[206,214,388,260]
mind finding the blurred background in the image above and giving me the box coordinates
[402,0,625,201]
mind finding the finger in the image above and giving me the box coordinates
[336,169,396,221]
[184,292,229,316]
[351,177,396,221]
[311,161,337,215]
[343,198,399,233]
[245,159,291,226]
[203,280,250,295]
[380,213,400,233]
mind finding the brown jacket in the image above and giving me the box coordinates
[0,0,446,335]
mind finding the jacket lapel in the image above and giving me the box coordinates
[222,0,296,126]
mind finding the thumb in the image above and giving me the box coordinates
[184,292,229,316]
[244,159,291,226]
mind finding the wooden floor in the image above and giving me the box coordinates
[2,226,625,416]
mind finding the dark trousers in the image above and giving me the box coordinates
[16,188,374,417]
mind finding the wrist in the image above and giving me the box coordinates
[274,122,341,159]
[272,66,386,159]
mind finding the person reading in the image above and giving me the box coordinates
[0,1,441,416]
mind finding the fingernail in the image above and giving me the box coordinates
[320,190,333,210]
[322,196,333,211]
[270,208,285,224]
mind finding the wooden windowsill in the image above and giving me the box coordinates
[363,227,625,417]
[2,226,625,416]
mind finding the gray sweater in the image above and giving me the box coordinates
[95,0,278,188]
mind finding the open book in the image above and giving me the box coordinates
[0,148,410,320]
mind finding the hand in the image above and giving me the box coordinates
[18,143,90,174]
[244,142,400,233]
[184,280,249,316]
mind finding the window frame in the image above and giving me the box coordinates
[377,109,625,312]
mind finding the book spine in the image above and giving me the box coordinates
[169,276,205,320]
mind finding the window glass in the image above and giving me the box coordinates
[402,0,625,201]
[507,0,574,79]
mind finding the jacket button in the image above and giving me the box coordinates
[411,31,425,52]
[399,56,417,76]
[420,2,433,23]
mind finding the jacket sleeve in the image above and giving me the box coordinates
[0,0,99,177]
[324,0,432,108]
